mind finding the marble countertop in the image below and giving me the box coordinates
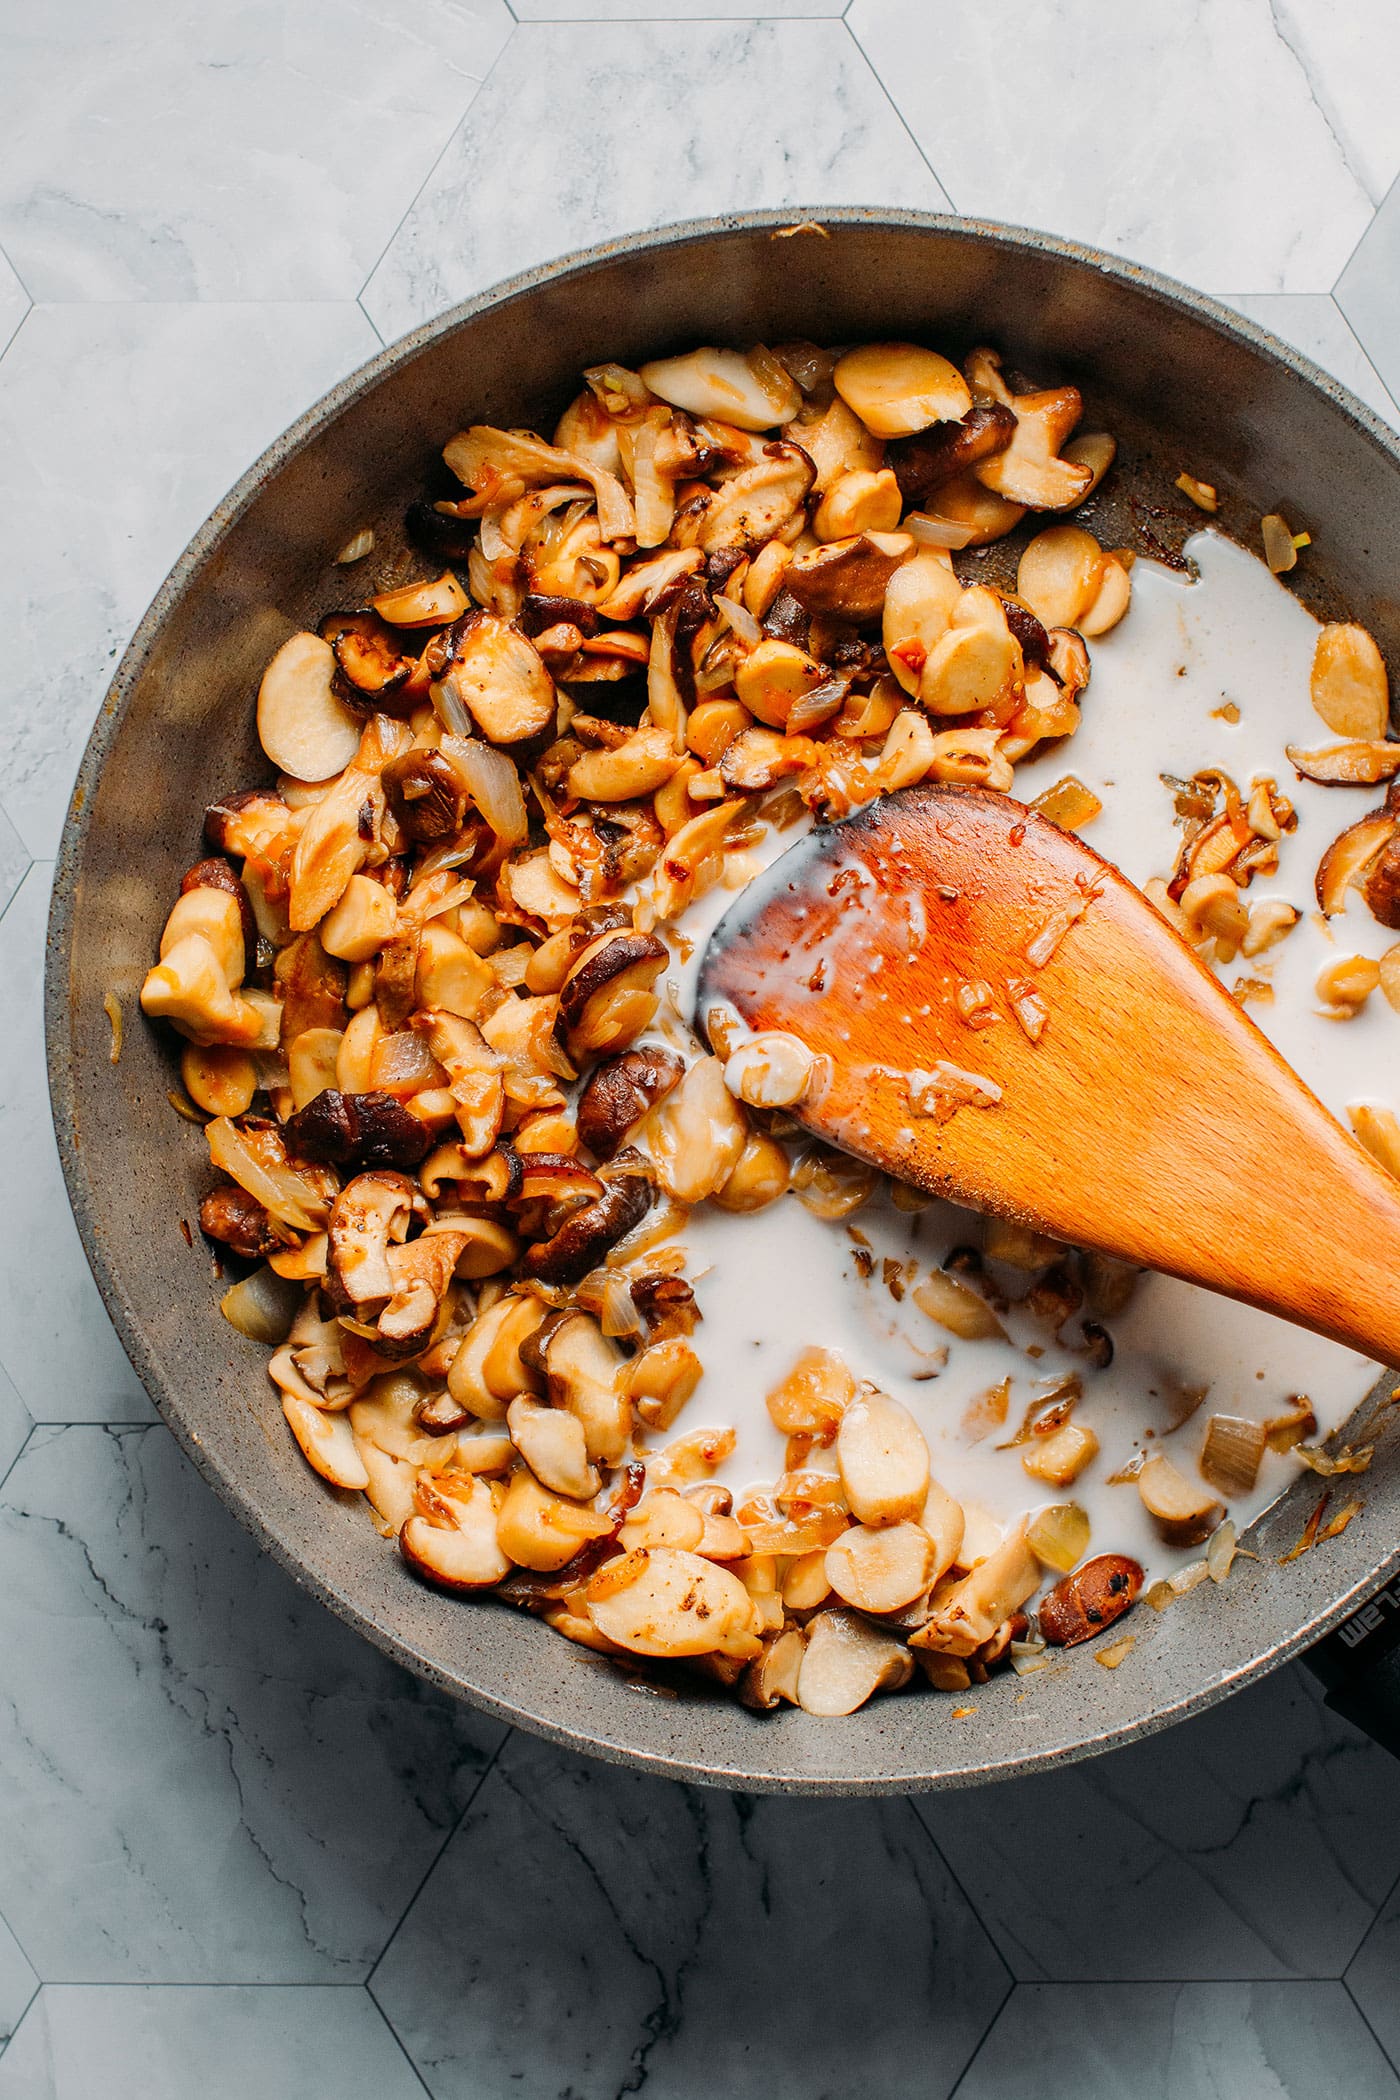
[5,2,1400,2092]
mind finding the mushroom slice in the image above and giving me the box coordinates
[576,1044,685,1160]
[836,1388,930,1525]
[257,632,363,782]
[796,1609,912,1716]
[887,402,1017,503]
[523,1150,654,1284]
[436,611,556,744]
[585,1547,760,1658]
[882,547,963,697]
[496,1466,614,1572]
[786,394,885,491]
[1364,835,1400,928]
[912,1523,1041,1657]
[320,609,418,712]
[825,1521,937,1614]
[377,1229,469,1357]
[919,471,1027,547]
[382,747,471,845]
[741,1627,806,1711]
[833,342,972,439]
[282,1395,370,1491]
[1312,622,1390,740]
[1136,1452,1225,1546]
[371,571,469,629]
[447,1291,548,1420]
[401,1476,511,1591]
[418,1011,506,1156]
[558,930,668,1062]
[718,725,817,793]
[325,1169,418,1316]
[1287,739,1400,786]
[531,1309,630,1464]
[595,546,705,622]
[639,346,800,433]
[693,445,816,553]
[919,585,1023,717]
[783,531,915,623]
[618,1488,706,1553]
[288,764,381,934]
[968,352,1090,509]
[443,424,635,544]
[506,1396,600,1500]
[565,725,682,803]
[647,1055,748,1205]
[1315,811,1396,915]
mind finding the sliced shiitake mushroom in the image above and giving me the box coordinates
[796,1608,912,1716]
[522,1149,654,1285]
[576,1044,685,1160]
[199,1182,282,1259]
[1364,834,1400,928]
[782,531,914,623]
[1039,1554,1143,1646]
[320,609,418,713]
[381,747,470,845]
[436,610,556,743]
[1286,739,1400,786]
[274,933,348,1044]
[405,498,479,564]
[887,401,1017,503]
[691,444,815,553]
[740,1627,806,1711]
[324,1169,419,1315]
[285,1087,433,1171]
[256,631,363,782]
[1313,810,1396,915]
[401,1477,511,1591]
[556,929,668,1061]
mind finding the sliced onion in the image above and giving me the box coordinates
[206,1116,326,1232]
[1026,1502,1090,1573]
[715,593,763,647]
[907,512,976,550]
[1206,1520,1239,1583]
[1199,1413,1266,1495]
[443,734,528,847]
[430,680,473,737]
[599,1270,644,1339]
[220,1263,302,1344]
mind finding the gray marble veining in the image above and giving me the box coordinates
[848,0,1385,293]
[0,1423,505,1983]
[361,18,949,344]
[371,1727,1009,2099]
[919,1664,1400,1982]
[0,1924,36,2059]
[0,0,513,304]
[0,1986,425,2099]
[958,1980,1400,2099]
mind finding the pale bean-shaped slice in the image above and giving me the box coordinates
[724,1031,816,1108]
[911,1268,1007,1341]
[639,346,800,432]
[833,342,972,439]
[506,1396,599,1501]
[586,1547,759,1658]
[648,1055,748,1205]
[837,1389,931,1526]
[283,1394,369,1490]
[1137,1452,1224,1547]
[781,1548,832,1612]
[825,1521,937,1613]
[401,1481,511,1592]
[257,632,362,782]
[921,1478,965,1586]
[619,1489,706,1554]
[797,1608,913,1716]
[1078,553,1131,638]
[883,547,963,697]
[1311,622,1389,739]
[1016,525,1104,632]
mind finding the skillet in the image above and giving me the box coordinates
[46,209,1400,1790]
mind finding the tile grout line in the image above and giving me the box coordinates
[1331,170,1400,293]
[354,27,521,313]
[909,1797,1017,1990]
[0,234,36,307]
[366,1985,437,2099]
[1343,1974,1400,2082]
[0,1419,39,1500]
[1327,292,1400,424]
[0,1978,42,2066]
[364,1728,512,1991]
[840,13,957,209]
[944,1974,1016,2099]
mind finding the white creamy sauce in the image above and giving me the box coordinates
[647,531,1391,1584]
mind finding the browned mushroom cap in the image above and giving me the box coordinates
[782,531,914,623]
[556,929,668,1058]
[718,726,816,793]
[997,596,1053,673]
[576,1043,685,1159]
[199,1182,282,1259]
[519,592,602,639]
[325,1169,421,1315]
[274,934,348,1045]
[405,498,478,565]
[522,1148,654,1284]
[1365,835,1400,927]
[630,1273,700,1339]
[437,610,556,743]
[285,1088,433,1171]
[692,443,816,553]
[376,1228,470,1357]
[381,747,470,846]
[888,402,1017,504]
[320,609,417,713]
[508,1154,605,1209]
[181,856,258,962]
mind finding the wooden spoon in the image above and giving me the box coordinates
[697,783,1400,1368]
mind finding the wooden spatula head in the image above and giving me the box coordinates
[697,784,1400,1368]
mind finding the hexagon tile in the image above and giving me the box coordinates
[0,1421,504,1984]
[1337,174,1400,407]
[360,18,949,344]
[0,0,512,302]
[848,0,1390,293]
[370,1728,1009,2098]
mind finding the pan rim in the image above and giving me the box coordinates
[44,205,1400,1793]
